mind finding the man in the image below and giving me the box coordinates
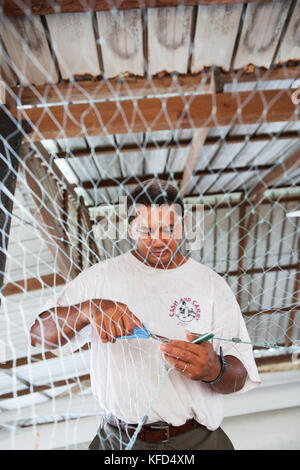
[30,179,261,450]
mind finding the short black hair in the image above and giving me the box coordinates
[127,178,184,225]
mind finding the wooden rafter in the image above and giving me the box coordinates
[10,66,300,109]
[11,75,211,108]
[9,66,300,109]
[2,0,275,17]
[13,88,299,141]
[0,344,90,369]
[0,373,91,400]
[2,273,65,296]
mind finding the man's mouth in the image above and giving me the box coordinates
[152,249,169,257]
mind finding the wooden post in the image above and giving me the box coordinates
[237,199,247,308]
[0,109,23,293]
[20,144,80,280]
[179,72,215,197]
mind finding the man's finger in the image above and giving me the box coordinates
[160,343,199,364]
[185,330,204,342]
[96,317,109,343]
[107,318,117,343]
[167,339,208,356]
[162,354,198,377]
[114,314,125,338]
[121,308,143,333]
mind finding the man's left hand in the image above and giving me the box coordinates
[160,331,221,381]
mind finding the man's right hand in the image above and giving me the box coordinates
[87,299,143,343]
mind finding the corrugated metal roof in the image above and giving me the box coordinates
[2,3,300,86]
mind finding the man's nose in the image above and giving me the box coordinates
[149,227,162,240]
[150,235,165,246]
[150,231,169,246]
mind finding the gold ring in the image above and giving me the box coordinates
[182,363,188,373]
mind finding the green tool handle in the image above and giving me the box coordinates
[191,332,214,345]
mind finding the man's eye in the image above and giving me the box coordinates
[162,227,174,234]
[137,227,150,234]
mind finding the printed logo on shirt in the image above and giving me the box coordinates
[169,298,201,325]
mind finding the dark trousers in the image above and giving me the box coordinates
[89,420,234,450]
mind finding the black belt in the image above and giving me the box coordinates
[107,416,199,443]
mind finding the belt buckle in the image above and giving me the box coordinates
[150,423,170,442]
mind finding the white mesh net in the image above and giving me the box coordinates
[0,0,300,450]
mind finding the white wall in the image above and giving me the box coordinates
[222,406,300,450]
[222,369,300,450]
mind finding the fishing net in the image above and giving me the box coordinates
[0,1,300,450]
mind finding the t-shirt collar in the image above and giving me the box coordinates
[127,249,192,274]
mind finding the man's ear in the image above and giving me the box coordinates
[127,220,133,238]
[183,212,189,229]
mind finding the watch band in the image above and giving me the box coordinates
[201,346,226,385]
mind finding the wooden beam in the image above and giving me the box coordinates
[0,344,89,369]
[0,109,23,295]
[11,67,300,109]
[255,354,293,368]
[14,88,300,141]
[223,64,300,84]
[2,0,275,17]
[2,273,65,296]
[11,75,211,108]
[0,373,91,400]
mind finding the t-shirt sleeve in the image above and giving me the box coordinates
[33,268,97,356]
[210,272,261,394]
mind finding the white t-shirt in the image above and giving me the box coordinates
[39,250,261,430]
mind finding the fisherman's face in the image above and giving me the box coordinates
[130,204,184,268]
